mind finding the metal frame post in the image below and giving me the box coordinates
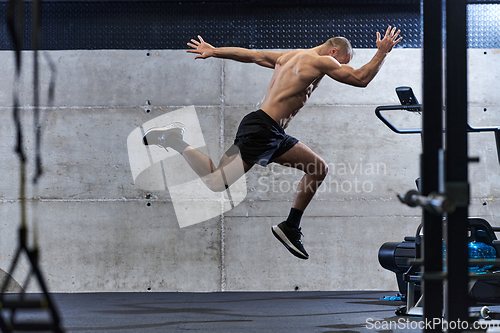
[422,0,445,330]
[445,0,470,327]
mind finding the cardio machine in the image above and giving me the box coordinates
[376,87,500,316]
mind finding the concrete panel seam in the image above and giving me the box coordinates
[0,103,442,109]
[242,198,414,202]
[0,105,141,110]
[34,198,163,203]
[0,198,243,203]
[219,60,227,292]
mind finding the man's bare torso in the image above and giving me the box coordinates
[259,49,326,129]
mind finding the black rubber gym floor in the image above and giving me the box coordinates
[7,290,500,332]
[52,291,418,332]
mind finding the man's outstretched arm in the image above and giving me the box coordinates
[323,26,402,87]
[187,36,286,69]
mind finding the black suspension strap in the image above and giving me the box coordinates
[0,1,64,331]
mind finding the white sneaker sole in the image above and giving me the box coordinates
[143,122,186,137]
[142,122,186,149]
[272,225,308,260]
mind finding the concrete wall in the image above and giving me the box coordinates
[0,48,499,292]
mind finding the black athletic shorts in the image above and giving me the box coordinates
[227,109,299,166]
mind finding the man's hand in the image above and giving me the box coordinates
[376,26,402,53]
[187,36,215,59]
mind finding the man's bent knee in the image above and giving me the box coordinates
[320,161,329,178]
[202,173,229,192]
[305,159,328,179]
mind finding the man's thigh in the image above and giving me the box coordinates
[271,142,327,175]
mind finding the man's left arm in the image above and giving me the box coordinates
[187,36,286,68]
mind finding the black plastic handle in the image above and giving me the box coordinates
[375,104,422,134]
[375,104,500,163]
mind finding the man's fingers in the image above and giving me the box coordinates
[392,29,402,44]
[190,39,200,45]
[198,35,204,43]
[385,25,392,38]
[187,49,206,58]
[392,29,401,41]
[376,31,381,41]
[187,42,198,49]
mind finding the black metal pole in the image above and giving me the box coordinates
[422,0,444,330]
[445,0,470,328]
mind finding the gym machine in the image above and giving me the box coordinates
[376,86,500,320]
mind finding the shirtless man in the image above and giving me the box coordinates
[143,26,402,260]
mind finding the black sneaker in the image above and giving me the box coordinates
[272,221,309,260]
[142,122,186,150]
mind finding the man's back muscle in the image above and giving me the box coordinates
[260,49,327,128]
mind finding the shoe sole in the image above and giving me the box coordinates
[142,122,186,147]
[271,225,309,260]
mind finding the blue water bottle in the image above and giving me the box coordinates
[469,241,496,272]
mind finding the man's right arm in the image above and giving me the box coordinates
[323,50,389,88]
[323,26,402,88]
[187,36,286,69]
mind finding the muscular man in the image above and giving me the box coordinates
[143,26,402,260]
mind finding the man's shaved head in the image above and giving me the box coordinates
[324,37,353,64]
[325,37,352,55]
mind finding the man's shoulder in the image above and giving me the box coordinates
[283,49,321,62]
[278,49,334,68]
[276,49,301,64]
[315,54,341,70]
